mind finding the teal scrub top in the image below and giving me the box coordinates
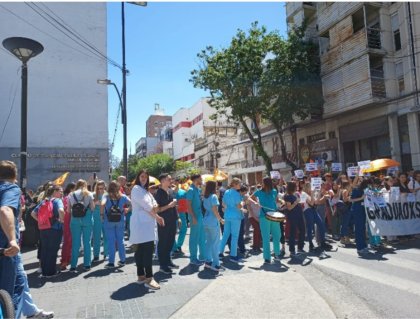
[254,189,278,217]
[223,188,243,220]
[203,194,220,227]
[186,184,203,219]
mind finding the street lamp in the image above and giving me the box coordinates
[2,37,44,188]
[97,79,125,175]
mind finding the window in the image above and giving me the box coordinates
[391,13,401,51]
[396,61,405,95]
[299,138,305,146]
[352,9,365,34]
[328,131,336,139]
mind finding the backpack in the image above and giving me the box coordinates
[37,199,56,230]
[71,194,87,218]
[107,198,122,222]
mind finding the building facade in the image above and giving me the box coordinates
[0,3,108,189]
[286,2,420,171]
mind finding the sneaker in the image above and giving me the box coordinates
[357,248,369,255]
[83,266,91,271]
[280,249,286,257]
[69,267,77,273]
[159,267,173,274]
[204,261,212,269]
[309,242,315,251]
[264,259,272,264]
[229,256,243,263]
[212,265,225,272]
[28,310,54,318]
[118,261,126,267]
[144,278,160,290]
[321,242,333,250]
[190,260,203,266]
[297,249,306,254]
[60,265,68,271]
[175,247,184,255]
[290,251,296,257]
[168,262,179,269]
[93,256,100,262]
[104,263,115,269]
[273,255,281,262]
[219,253,224,259]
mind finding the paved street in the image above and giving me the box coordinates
[24,232,420,319]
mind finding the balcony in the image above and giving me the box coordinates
[367,27,381,49]
[370,69,386,98]
[240,159,264,169]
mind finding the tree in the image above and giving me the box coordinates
[133,153,175,179]
[174,160,201,178]
[260,24,323,170]
[191,22,279,174]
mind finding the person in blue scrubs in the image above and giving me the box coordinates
[203,181,224,272]
[172,181,188,254]
[92,180,107,261]
[252,177,281,264]
[101,181,131,268]
[219,178,244,263]
[186,174,206,265]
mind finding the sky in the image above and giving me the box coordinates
[107,1,287,161]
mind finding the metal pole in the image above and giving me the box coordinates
[122,2,128,178]
[20,62,28,189]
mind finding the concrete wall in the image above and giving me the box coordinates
[0,3,108,188]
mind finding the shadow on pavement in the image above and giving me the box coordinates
[154,271,173,284]
[221,261,244,271]
[110,283,153,301]
[287,256,313,267]
[248,262,289,273]
[23,261,40,272]
[178,264,201,276]
[84,268,124,278]
[197,268,219,280]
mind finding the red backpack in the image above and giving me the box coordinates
[37,199,55,230]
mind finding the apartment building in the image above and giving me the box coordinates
[286,2,420,170]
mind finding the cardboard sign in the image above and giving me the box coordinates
[311,177,323,190]
[270,171,281,180]
[294,170,305,179]
[347,166,359,177]
[331,163,342,172]
[387,167,399,176]
[305,163,318,172]
[390,187,400,202]
[300,192,308,203]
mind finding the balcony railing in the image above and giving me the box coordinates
[367,27,381,49]
[240,159,264,169]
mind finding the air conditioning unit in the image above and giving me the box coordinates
[184,138,190,142]
[321,151,334,161]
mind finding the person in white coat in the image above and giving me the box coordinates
[130,170,165,290]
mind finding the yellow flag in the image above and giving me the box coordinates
[53,172,70,186]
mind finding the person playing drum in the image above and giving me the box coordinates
[251,177,282,264]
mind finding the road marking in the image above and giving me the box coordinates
[334,247,420,273]
[312,257,420,296]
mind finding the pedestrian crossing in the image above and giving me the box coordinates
[309,247,420,297]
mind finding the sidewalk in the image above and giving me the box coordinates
[23,237,336,318]
[171,258,336,319]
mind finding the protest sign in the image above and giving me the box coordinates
[311,177,323,190]
[305,163,318,172]
[365,190,420,236]
[331,163,342,172]
[358,160,371,176]
[300,192,308,203]
[387,166,399,176]
[390,187,400,202]
[270,171,281,180]
[294,170,304,179]
[347,166,359,177]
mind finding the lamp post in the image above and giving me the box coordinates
[2,37,43,189]
[97,79,125,175]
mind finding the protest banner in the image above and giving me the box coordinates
[358,160,371,176]
[270,171,281,180]
[311,177,323,190]
[365,189,420,236]
[294,170,304,179]
[305,163,318,172]
[331,163,342,172]
[347,166,359,177]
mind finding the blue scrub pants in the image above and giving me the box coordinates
[173,212,188,252]
[219,219,241,257]
[92,208,103,258]
[351,207,367,251]
[260,215,281,260]
[104,222,126,264]
[189,217,205,262]
[70,212,93,268]
[204,225,221,267]
[304,208,325,243]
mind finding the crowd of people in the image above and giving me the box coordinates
[1,158,419,317]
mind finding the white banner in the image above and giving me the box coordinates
[311,177,323,190]
[270,170,281,180]
[294,170,304,179]
[347,166,359,177]
[305,163,318,172]
[365,190,420,236]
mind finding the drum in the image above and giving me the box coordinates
[264,210,286,222]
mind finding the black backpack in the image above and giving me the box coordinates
[107,198,122,222]
[72,194,87,218]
